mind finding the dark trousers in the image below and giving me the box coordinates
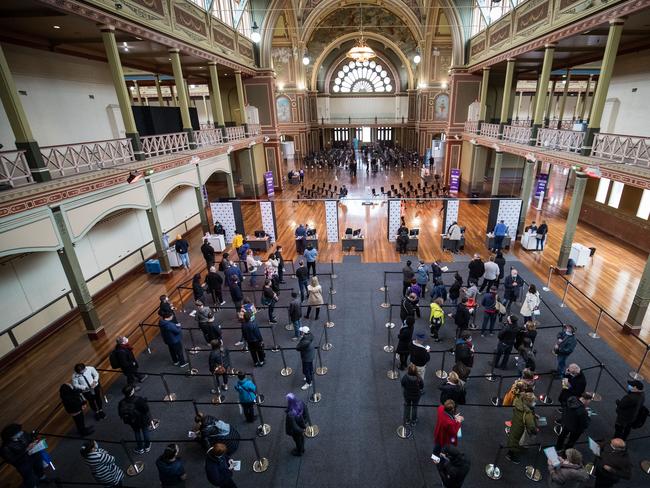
[16,454,44,488]
[494,342,513,369]
[133,425,151,450]
[291,432,305,453]
[399,353,409,369]
[71,412,87,435]
[305,306,320,320]
[302,361,314,385]
[556,428,583,450]
[402,281,410,297]
[481,313,497,334]
[213,373,228,390]
[124,369,145,386]
[494,235,504,250]
[267,302,277,322]
[430,323,441,340]
[242,402,256,423]
[248,341,265,365]
[82,386,103,412]
[210,288,223,305]
[307,261,316,277]
[536,236,545,250]
[480,278,497,292]
[299,279,308,302]
[614,423,632,440]
[403,398,420,424]
[167,341,185,364]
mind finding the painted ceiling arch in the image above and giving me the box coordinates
[323,50,403,94]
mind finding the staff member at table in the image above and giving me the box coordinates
[295,224,307,254]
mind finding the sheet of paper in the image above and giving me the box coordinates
[544,446,560,467]
[588,437,600,456]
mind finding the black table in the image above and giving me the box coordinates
[247,237,272,252]
[441,236,465,251]
[342,237,364,251]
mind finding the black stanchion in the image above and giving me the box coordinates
[485,446,503,480]
[138,323,152,354]
[330,259,337,279]
[316,347,328,375]
[490,375,504,406]
[539,374,555,404]
[121,440,144,476]
[379,271,387,292]
[325,304,335,328]
[387,349,399,380]
[435,350,448,379]
[309,374,322,403]
[188,328,199,355]
[384,320,395,353]
[269,325,280,353]
[525,445,544,482]
[380,286,390,308]
[396,407,413,439]
[629,346,648,382]
[278,348,293,376]
[255,397,271,437]
[329,273,336,295]
[592,364,604,402]
[160,374,176,402]
[251,436,269,473]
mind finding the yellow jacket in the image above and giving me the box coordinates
[430,302,445,324]
[232,233,243,249]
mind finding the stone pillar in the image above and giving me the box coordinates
[624,256,650,333]
[579,74,592,122]
[0,44,51,181]
[491,151,503,196]
[478,67,490,123]
[144,179,172,273]
[545,79,556,126]
[532,44,555,141]
[586,78,598,122]
[208,62,226,127]
[234,70,246,126]
[134,80,142,105]
[557,70,571,122]
[194,165,210,233]
[52,208,104,338]
[226,171,236,198]
[499,59,515,129]
[169,49,196,147]
[518,158,536,233]
[557,172,588,268]
[170,85,177,107]
[101,25,144,160]
[154,74,164,105]
[516,91,523,120]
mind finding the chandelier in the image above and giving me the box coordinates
[346,3,376,63]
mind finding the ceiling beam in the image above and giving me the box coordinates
[0,8,65,18]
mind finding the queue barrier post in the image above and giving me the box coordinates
[539,374,556,404]
[325,305,335,328]
[435,350,448,379]
[384,320,395,353]
[327,287,336,310]
[269,325,280,353]
[485,356,497,382]
[251,436,270,473]
[380,286,390,308]
[525,444,544,482]
[379,271,387,292]
[160,374,176,403]
[278,347,293,377]
[305,420,320,438]
[490,375,504,406]
[485,446,503,480]
[329,273,336,295]
[396,413,413,439]
[187,351,198,376]
[542,266,553,292]
[321,316,333,351]
[255,397,271,437]
[188,328,199,355]
[589,310,604,339]
[592,364,604,402]
[559,279,570,308]
[138,323,152,354]
[316,347,328,376]
[330,259,337,279]
[629,346,648,382]
[387,349,399,380]
[121,440,144,476]
[309,374,322,403]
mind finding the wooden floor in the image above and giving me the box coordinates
[1,161,648,484]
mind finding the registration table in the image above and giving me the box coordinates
[296,236,319,250]
[342,237,365,251]
[207,234,226,252]
[395,237,419,252]
[247,236,272,252]
[441,235,465,251]
[485,234,512,250]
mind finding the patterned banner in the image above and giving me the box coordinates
[497,199,522,240]
[387,199,401,242]
[444,199,459,234]
[260,201,276,242]
[325,200,339,243]
[210,202,236,243]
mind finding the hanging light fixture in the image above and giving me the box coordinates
[250,21,261,44]
[346,3,376,63]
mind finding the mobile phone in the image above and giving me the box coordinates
[431,454,440,464]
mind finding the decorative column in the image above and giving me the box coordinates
[557,70,571,122]
[194,164,210,234]
[101,25,144,160]
[516,91,523,120]
[0,44,51,181]
[143,179,172,274]
[491,150,503,196]
[226,153,237,198]
[499,59,516,132]
[170,85,177,107]
[52,208,104,338]
[624,256,650,333]
[134,80,142,105]
[531,44,555,142]
[586,77,598,122]
[545,79,556,127]
[478,67,490,124]
[169,49,196,147]
[154,74,164,105]
[579,74,592,122]
[518,158,536,233]
[582,19,624,155]
[208,62,226,128]
[234,70,247,126]
[557,172,588,268]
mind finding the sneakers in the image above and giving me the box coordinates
[222,385,228,391]
[234,340,244,347]
[301,383,311,390]
[211,388,219,394]
[144,444,152,453]
[134,448,146,455]
[259,361,265,366]
[173,362,180,366]
[220,301,226,306]
[270,320,278,324]
[138,374,148,383]
[291,337,299,341]
[178,362,189,368]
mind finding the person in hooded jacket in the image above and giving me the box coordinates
[546,448,590,488]
[401,364,424,425]
[59,383,94,436]
[285,393,309,456]
[439,371,466,406]
[415,261,429,297]
[205,442,237,488]
[506,392,538,463]
[296,326,315,391]
[436,445,471,488]
[556,393,593,452]
[429,297,445,342]
[430,278,448,302]
[234,372,257,423]
[396,317,415,370]
[400,292,420,322]
[448,275,462,305]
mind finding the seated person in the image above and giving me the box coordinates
[213,221,225,236]
[193,413,240,455]
[339,185,348,198]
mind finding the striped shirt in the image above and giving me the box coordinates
[83,448,125,487]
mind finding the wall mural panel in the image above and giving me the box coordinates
[276,96,292,123]
[433,93,450,121]
[271,47,293,84]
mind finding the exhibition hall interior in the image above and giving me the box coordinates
[1,0,650,487]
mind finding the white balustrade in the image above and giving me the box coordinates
[591,133,650,168]
[502,125,532,145]
[0,150,33,188]
[536,128,584,153]
[225,126,246,141]
[41,138,135,179]
[511,119,532,127]
[464,120,479,133]
[195,128,224,147]
[247,123,261,136]
[141,132,190,158]
[480,123,500,138]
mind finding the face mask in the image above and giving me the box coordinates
[512,272,518,277]
[565,330,573,336]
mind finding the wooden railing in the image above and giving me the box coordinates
[141,132,190,157]
[502,125,532,145]
[247,123,261,136]
[480,123,500,138]
[0,150,33,188]
[225,126,246,141]
[41,138,135,179]
[464,120,479,133]
[536,128,584,153]
[195,128,224,147]
[591,133,650,168]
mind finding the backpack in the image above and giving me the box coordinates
[632,405,648,429]
[109,350,120,369]
[119,400,139,425]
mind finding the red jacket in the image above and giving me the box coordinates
[434,405,461,447]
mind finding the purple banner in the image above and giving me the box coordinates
[534,173,549,197]
[264,171,275,197]
[449,168,461,194]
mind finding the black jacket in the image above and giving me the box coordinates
[453,304,471,329]
[409,343,430,367]
[0,430,36,469]
[242,321,263,344]
[400,297,420,321]
[615,391,645,426]
[594,442,632,485]
[494,255,506,279]
[158,300,175,319]
[60,384,85,414]
[396,325,414,354]
[438,446,471,488]
[113,345,138,372]
[205,271,223,291]
[558,372,587,405]
[504,275,524,300]
[285,411,307,436]
[498,323,519,345]
[401,373,423,401]
[118,395,150,428]
[439,382,466,405]
[454,340,474,368]
[288,298,302,322]
[296,333,315,363]
[208,348,231,373]
[468,259,485,281]
[449,281,462,301]
[402,265,414,283]
[561,396,590,433]
[295,266,309,281]
[201,243,215,262]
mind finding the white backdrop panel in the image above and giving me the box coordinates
[497,199,522,240]
[210,202,236,243]
[260,201,276,242]
[445,199,459,233]
[325,200,339,243]
[387,200,401,242]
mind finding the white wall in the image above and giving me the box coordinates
[322,95,408,120]
[600,49,650,137]
[0,44,125,150]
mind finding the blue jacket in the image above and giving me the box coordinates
[295,226,306,238]
[205,453,232,486]
[556,332,577,356]
[235,378,257,403]
[242,320,263,343]
[159,319,182,345]
[224,266,242,288]
[304,248,318,262]
[430,284,447,301]
[494,223,508,236]
[415,265,429,285]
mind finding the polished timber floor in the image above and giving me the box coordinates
[45,257,650,488]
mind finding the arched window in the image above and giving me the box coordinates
[332,60,393,94]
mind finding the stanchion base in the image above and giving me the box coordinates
[149,419,160,430]
[540,395,553,405]
[326,321,335,328]
[328,304,337,310]
[271,347,280,353]
[387,369,399,380]
[640,460,650,474]
[321,343,333,351]
[127,461,145,476]
[305,425,319,438]
[485,464,502,480]
[629,371,645,381]
[211,395,226,404]
[189,368,198,375]
[163,393,177,402]
[331,274,337,279]
[542,287,550,292]
[385,322,396,329]
[189,346,200,356]
[383,345,395,353]
[256,424,271,437]
[435,370,448,379]
[330,289,337,295]
[285,323,293,331]
[316,367,328,376]
[310,392,322,403]
[592,392,602,402]
[379,286,386,292]
[525,466,542,482]
[258,394,265,404]
[380,303,391,309]
[485,374,497,382]
[559,304,566,308]
[585,463,594,476]
[396,425,412,439]
[491,397,500,406]
[253,458,269,473]
[588,332,600,339]
[281,367,293,376]
[554,425,562,436]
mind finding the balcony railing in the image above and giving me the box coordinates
[464,120,479,134]
[318,116,408,125]
[480,123,500,138]
[0,150,33,188]
[225,126,246,141]
[502,125,532,144]
[511,119,532,127]
[195,128,224,147]
[141,132,190,158]
[247,123,261,136]
[41,138,135,179]
[548,119,576,130]
[536,128,584,153]
[591,133,650,168]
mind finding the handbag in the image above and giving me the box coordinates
[495,301,506,315]
[214,364,226,375]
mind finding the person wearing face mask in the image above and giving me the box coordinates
[592,438,632,488]
[506,392,538,464]
[557,363,586,410]
[614,380,645,440]
[110,336,148,388]
[554,325,577,378]
[555,392,593,453]
[494,315,520,370]
[503,268,524,313]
